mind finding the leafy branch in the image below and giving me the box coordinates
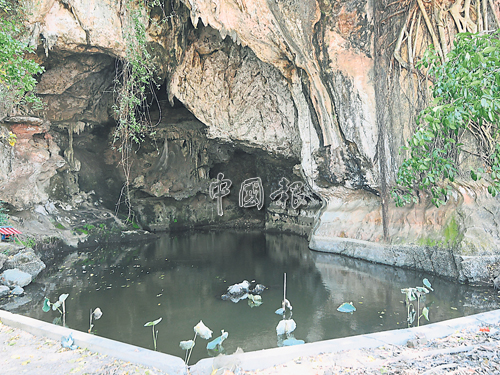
[0,0,44,119]
[393,30,500,207]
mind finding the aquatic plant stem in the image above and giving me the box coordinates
[283,273,287,302]
[185,332,197,365]
[152,324,158,351]
[62,300,66,327]
[406,298,410,328]
[417,296,421,327]
[89,308,93,333]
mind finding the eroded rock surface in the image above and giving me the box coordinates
[0,0,499,283]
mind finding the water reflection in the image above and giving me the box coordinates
[16,230,500,364]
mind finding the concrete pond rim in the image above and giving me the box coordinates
[1,308,500,375]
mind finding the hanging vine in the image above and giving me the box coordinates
[112,0,177,221]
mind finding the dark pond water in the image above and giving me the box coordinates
[20,230,500,364]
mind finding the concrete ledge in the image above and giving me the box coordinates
[2,308,500,375]
[0,309,187,375]
[190,309,500,375]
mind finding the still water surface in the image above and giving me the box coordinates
[24,230,500,363]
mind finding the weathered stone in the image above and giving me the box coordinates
[0,124,66,210]
[0,243,25,259]
[169,27,301,158]
[0,253,7,271]
[407,339,418,348]
[10,286,25,296]
[493,276,500,290]
[5,250,46,279]
[0,285,9,298]
[2,0,499,284]
[0,269,32,288]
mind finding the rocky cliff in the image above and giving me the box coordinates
[1,0,500,283]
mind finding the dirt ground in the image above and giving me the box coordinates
[1,319,499,375]
[0,320,164,375]
[240,323,500,375]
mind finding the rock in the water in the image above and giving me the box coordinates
[1,269,32,287]
[0,285,9,298]
[10,285,24,296]
[5,250,46,278]
[494,276,500,290]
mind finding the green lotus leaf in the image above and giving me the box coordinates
[337,302,356,313]
[42,297,51,312]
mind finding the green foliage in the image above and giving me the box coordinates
[42,293,69,326]
[0,0,44,115]
[0,201,9,226]
[144,317,162,351]
[75,223,108,235]
[401,279,433,327]
[15,235,36,248]
[393,30,500,207]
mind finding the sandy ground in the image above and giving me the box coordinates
[239,324,500,375]
[0,320,164,375]
[2,319,500,375]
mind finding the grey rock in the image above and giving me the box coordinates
[494,276,500,290]
[45,201,58,214]
[407,339,418,348]
[0,243,24,258]
[0,285,9,298]
[1,269,32,287]
[0,253,7,270]
[11,286,24,296]
[5,250,46,279]
[34,205,48,216]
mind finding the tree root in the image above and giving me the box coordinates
[394,0,500,72]
[489,0,500,28]
[416,0,444,62]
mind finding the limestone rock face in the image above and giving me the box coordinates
[0,124,66,210]
[37,54,115,125]
[32,0,126,56]
[2,0,499,283]
[169,27,301,158]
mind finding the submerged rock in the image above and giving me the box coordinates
[1,269,32,288]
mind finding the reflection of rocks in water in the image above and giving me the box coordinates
[265,233,317,269]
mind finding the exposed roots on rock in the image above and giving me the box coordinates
[393,0,499,72]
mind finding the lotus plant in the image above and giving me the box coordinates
[181,320,213,365]
[401,278,433,327]
[42,293,69,326]
[274,273,304,346]
[207,329,229,354]
[88,307,103,333]
[144,317,162,351]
